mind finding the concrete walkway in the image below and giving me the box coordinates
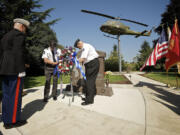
[1,72,180,135]
[0,82,145,135]
[125,73,180,135]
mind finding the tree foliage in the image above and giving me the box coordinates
[133,41,152,70]
[156,0,180,34]
[0,0,61,75]
[153,0,180,71]
[105,44,126,71]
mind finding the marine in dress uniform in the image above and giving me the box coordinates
[0,18,30,129]
[74,39,99,105]
[42,41,61,102]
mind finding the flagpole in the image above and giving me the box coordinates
[166,71,169,87]
[176,67,179,89]
[176,74,178,89]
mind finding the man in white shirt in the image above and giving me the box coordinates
[42,41,61,102]
[74,39,99,105]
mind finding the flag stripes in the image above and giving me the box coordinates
[140,29,168,71]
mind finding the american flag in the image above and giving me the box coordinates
[140,28,169,71]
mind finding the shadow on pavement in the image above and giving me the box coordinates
[21,99,47,120]
[134,81,180,115]
[22,89,39,97]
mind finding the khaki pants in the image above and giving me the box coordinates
[44,67,58,99]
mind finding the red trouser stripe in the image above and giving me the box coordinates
[12,77,21,123]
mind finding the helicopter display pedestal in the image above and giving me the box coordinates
[72,50,113,97]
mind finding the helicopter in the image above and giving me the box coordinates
[81,9,152,73]
[81,10,152,38]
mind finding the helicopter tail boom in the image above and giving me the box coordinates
[135,29,152,38]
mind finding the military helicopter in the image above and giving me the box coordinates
[81,9,152,38]
[81,10,152,73]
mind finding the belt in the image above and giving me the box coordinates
[45,64,56,69]
[85,58,98,67]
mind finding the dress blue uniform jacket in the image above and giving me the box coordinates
[0,29,26,75]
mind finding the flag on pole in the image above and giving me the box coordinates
[165,19,180,71]
[167,26,172,41]
[140,28,168,71]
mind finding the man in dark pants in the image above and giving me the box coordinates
[0,18,30,129]
[74,39,99,105]
[42,41,61,102]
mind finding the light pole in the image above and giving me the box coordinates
[117,35,121,73]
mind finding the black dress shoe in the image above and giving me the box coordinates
[43,98,48,102]
[82,98,86,101]
[14,120,27,127]
[81,102,93,106]
[3,120,27,129]
[53,97,57,101]
[3,123,14,129]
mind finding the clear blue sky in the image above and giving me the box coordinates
[36,0,170,62]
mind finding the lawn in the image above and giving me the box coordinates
[23,75,70,89]
[0,75,70,100]
[108,75,131,84]
[143,72,180,88]
[0,74,130,99]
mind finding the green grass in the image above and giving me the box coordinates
[0,74,130,99]
[143,72,180,87]
[0,75,70,99]
[0,75,70,90]
[108,75,129,83]
[24,75,70,89]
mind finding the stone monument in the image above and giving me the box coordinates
[72,50,113,96]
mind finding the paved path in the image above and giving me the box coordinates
[1,72,180,135]
[125,73,180,135]
[0,82,145,135]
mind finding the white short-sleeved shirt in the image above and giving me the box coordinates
[80,43,99,64]
[42,47,61,62]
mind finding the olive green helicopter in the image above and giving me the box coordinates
[81,9,152,73]
[81,9,152,38]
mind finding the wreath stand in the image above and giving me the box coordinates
[60,71,74,107]
[61,69,84,106]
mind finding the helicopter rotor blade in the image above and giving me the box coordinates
[81,9,148,27]
[81,10,116,19]
[120,18,148,27]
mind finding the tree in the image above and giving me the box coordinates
[109,44,118,58]
[105,44,126,71]
[26,23,61,75]
[153,0,180,72]
[0,0,61,75]
[134,41,152,70]
[156,0,180,34]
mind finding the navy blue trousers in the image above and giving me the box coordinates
[2,75,24,124]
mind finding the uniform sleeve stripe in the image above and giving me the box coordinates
[12,77,21,123]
